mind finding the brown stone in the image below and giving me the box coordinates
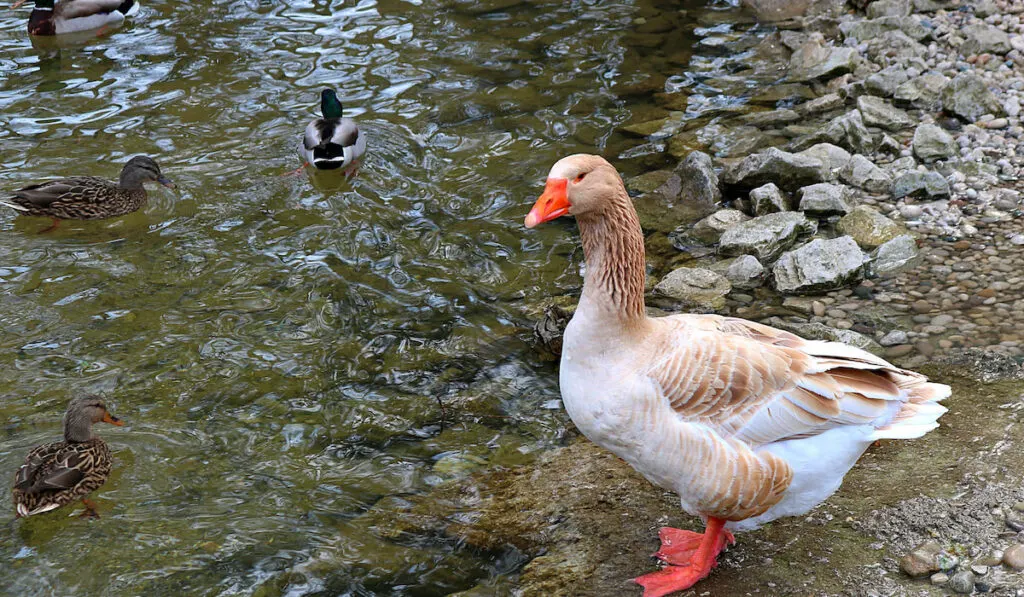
[886,344,915,358]
[901,541,942,578]
[911,299,933,314]
[979,288,996,298]
[1003,544,1024,570]
[953,240,971,250]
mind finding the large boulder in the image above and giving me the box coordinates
[912,123,957,162]
[870,234,920,276]
[750,183,790,215]
[798,110,877,154]
[722,147,829,191]
[797,183,854,216]
[674,209,750,246]
[741,0,844,21]
[960,23,1012,56]
[839,155,892,194]
[837,206,907,249]
[840,16,930,42]
[892,171,950,199]
[653,267,731,310]
[719,211,817,262]
[675,150,722,204]
[858,96,914,131]
[865,65,910,97]
[867,0,912,17]
[726,255,766,289]
[941,73,1004,122]
[633,151,720,232]
[894,73,949,110]
[798,143,852,179]
[789,36,860,82]
[772,236,868,293]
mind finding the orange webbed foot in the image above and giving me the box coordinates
[634,518,733,596]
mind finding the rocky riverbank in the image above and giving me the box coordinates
[352,1,1024,596]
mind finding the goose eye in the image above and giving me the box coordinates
[574,173,587,183]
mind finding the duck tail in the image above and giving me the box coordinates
[0,197,30,212]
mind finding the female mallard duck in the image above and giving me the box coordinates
[1,155,174,229]
[298,88,365,174]
[13,395,124,519]
[12,0,140,36]
[525,154,949,597]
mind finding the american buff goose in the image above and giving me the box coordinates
[1,155,174,230]
[13,395,124,519]
[298,89,366,174]
[525,154,949,597]
[12,0,140,36]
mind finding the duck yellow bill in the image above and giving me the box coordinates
[102,412,125,426]
[525,178,569,228]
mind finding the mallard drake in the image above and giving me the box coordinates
[13,395,124,519]
[298,88,365,173]
[525,154,949,597]
[12,0,140,36]
[1,155,174,229]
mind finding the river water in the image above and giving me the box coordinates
[0,1,749,594]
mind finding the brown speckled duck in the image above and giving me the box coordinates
[13,395,124,519]
[1,155,174,230]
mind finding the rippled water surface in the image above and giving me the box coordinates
[0,0,745,594]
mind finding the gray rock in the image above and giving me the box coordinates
[817,110,877,154]
[750,183,789,215]
[912,0,952,9]
[892,171,950,199]
[840,16,930,42]
[900,541,942,578]
[719,211,817,262]
[880,329,910,346]
[837,206,906,249]
[912,123,957,162]
[796,93,844,116]
[653,267,731,309]
[798,183,853,216]
[894,73,949,110]
[773,236,867,293]
[930,572,949,586]
[798,143,852,179]
[961,23,1011,56]
[867,0,911,17]
[839,155,892,193]
[722,147,829,191]
[741,0,845,21]
[866,30,928,63]
[941,73,1004,122]
[726,255,765,289]
[680,209,751,246]
[946,571,975,594]
[697,123,768,158]
[789,36,860,82]
[739,109,802,127]
[763,317,882,353]
[675,150,722,205]
[865,65,910,97]
[858,95,914,131]
[871,234,920,276]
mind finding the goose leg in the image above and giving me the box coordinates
[79,498,100,519]
[282,163,309,176]
[634,517,733,597]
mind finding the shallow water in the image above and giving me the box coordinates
[0,0,748,595]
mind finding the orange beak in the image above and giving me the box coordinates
[102,412,124,426]
[525,178,570,228]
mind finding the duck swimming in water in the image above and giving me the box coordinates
[12,0,141,36]
[298,88,365,175]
